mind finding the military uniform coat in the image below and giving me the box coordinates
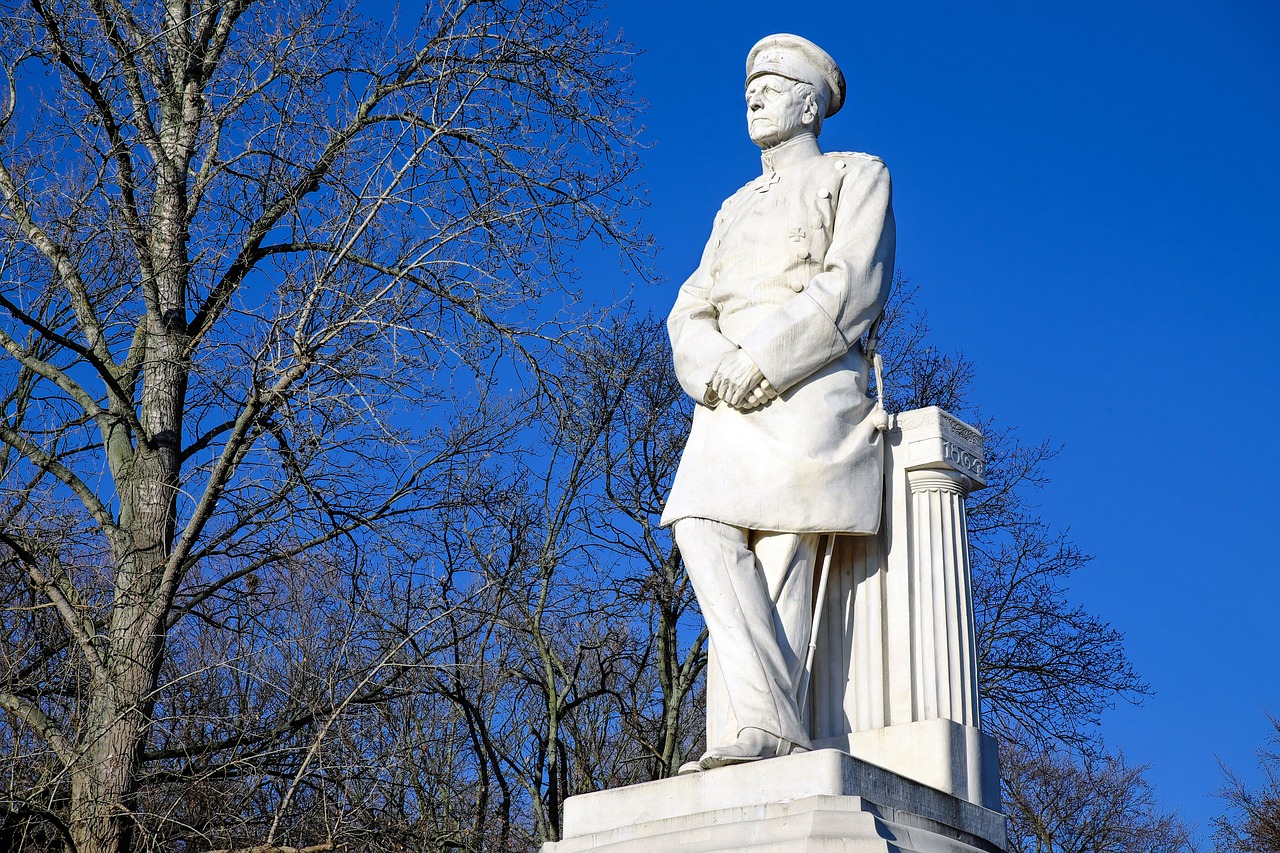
[661,140,896,534]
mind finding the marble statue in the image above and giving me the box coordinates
[660,33,896,770]
[541,33,1006,853]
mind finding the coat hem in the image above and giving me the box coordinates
[659,510,881,537]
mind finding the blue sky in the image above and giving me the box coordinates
[594,0,1280,835]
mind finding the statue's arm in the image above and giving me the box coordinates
[668,267,738,405]
[738,158,896,394]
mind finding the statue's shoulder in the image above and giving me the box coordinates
[824,151,889,172]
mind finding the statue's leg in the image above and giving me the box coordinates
[705,633,736,751]
[674,518,811,753]
[751,530,822,714]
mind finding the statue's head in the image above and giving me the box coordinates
[744,34,845,149]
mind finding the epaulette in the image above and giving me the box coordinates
[825,151,886,166]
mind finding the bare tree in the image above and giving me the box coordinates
[1003,744,1197,853]
[418,315,689,844]
[0,0,646,851]
[584,314,705,781]
[1214,713,1280,853]
[967,426,1149,748]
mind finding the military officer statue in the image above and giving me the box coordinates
[662,34,896,770]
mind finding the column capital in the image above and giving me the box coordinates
[891,407,986,491]
[907,467,969,496]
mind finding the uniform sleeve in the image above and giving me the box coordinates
[667,217,738,405]
[738,158,895,393]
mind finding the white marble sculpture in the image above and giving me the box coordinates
[660,33,895,770]
[542,33,1007,853]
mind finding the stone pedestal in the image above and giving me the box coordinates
[542,749,1007,853]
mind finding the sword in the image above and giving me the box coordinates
[796,533,836,726]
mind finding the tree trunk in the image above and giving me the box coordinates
[70,203,189,850]
[71,662,149,853]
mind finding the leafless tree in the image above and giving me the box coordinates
[966,427,1149,749]
[413,314,697,845]
[1214,713,1280,853]
[0,0,646,851]
[1003,744,1197,853]
[582,314,705,781]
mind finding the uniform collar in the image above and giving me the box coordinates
[760,133,822,174]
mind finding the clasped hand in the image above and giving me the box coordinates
[709,350,777,411]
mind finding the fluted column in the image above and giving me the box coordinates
[906,467,980,728]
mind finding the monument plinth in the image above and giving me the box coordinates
[543,748,1006,852]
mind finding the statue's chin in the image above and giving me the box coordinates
[750,128,783,149]
[752,128,806,151]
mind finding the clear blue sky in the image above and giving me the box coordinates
[594,0,1280,836]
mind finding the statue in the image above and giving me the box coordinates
[660,33,896,771]
[542,34,1005,853]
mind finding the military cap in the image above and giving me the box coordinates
[746,34,846,118]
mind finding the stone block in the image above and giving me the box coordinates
[822,719,1001,811]
[542,749,1007,853]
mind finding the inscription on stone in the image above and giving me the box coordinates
[940,439,984,481]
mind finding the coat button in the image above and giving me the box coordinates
[817,187,831,199]
[791,281,805,292]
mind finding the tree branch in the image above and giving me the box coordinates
[0,689,77,766]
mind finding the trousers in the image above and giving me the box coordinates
[674,518,822,748]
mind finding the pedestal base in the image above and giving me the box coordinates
[815,719,1001,811]
[542,749,1006,853]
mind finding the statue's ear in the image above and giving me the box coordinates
[803,94,820,127]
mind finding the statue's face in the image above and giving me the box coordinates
[745,73,812,149]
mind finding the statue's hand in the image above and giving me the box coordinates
[737,378,779,411]
[711,350,765,408]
